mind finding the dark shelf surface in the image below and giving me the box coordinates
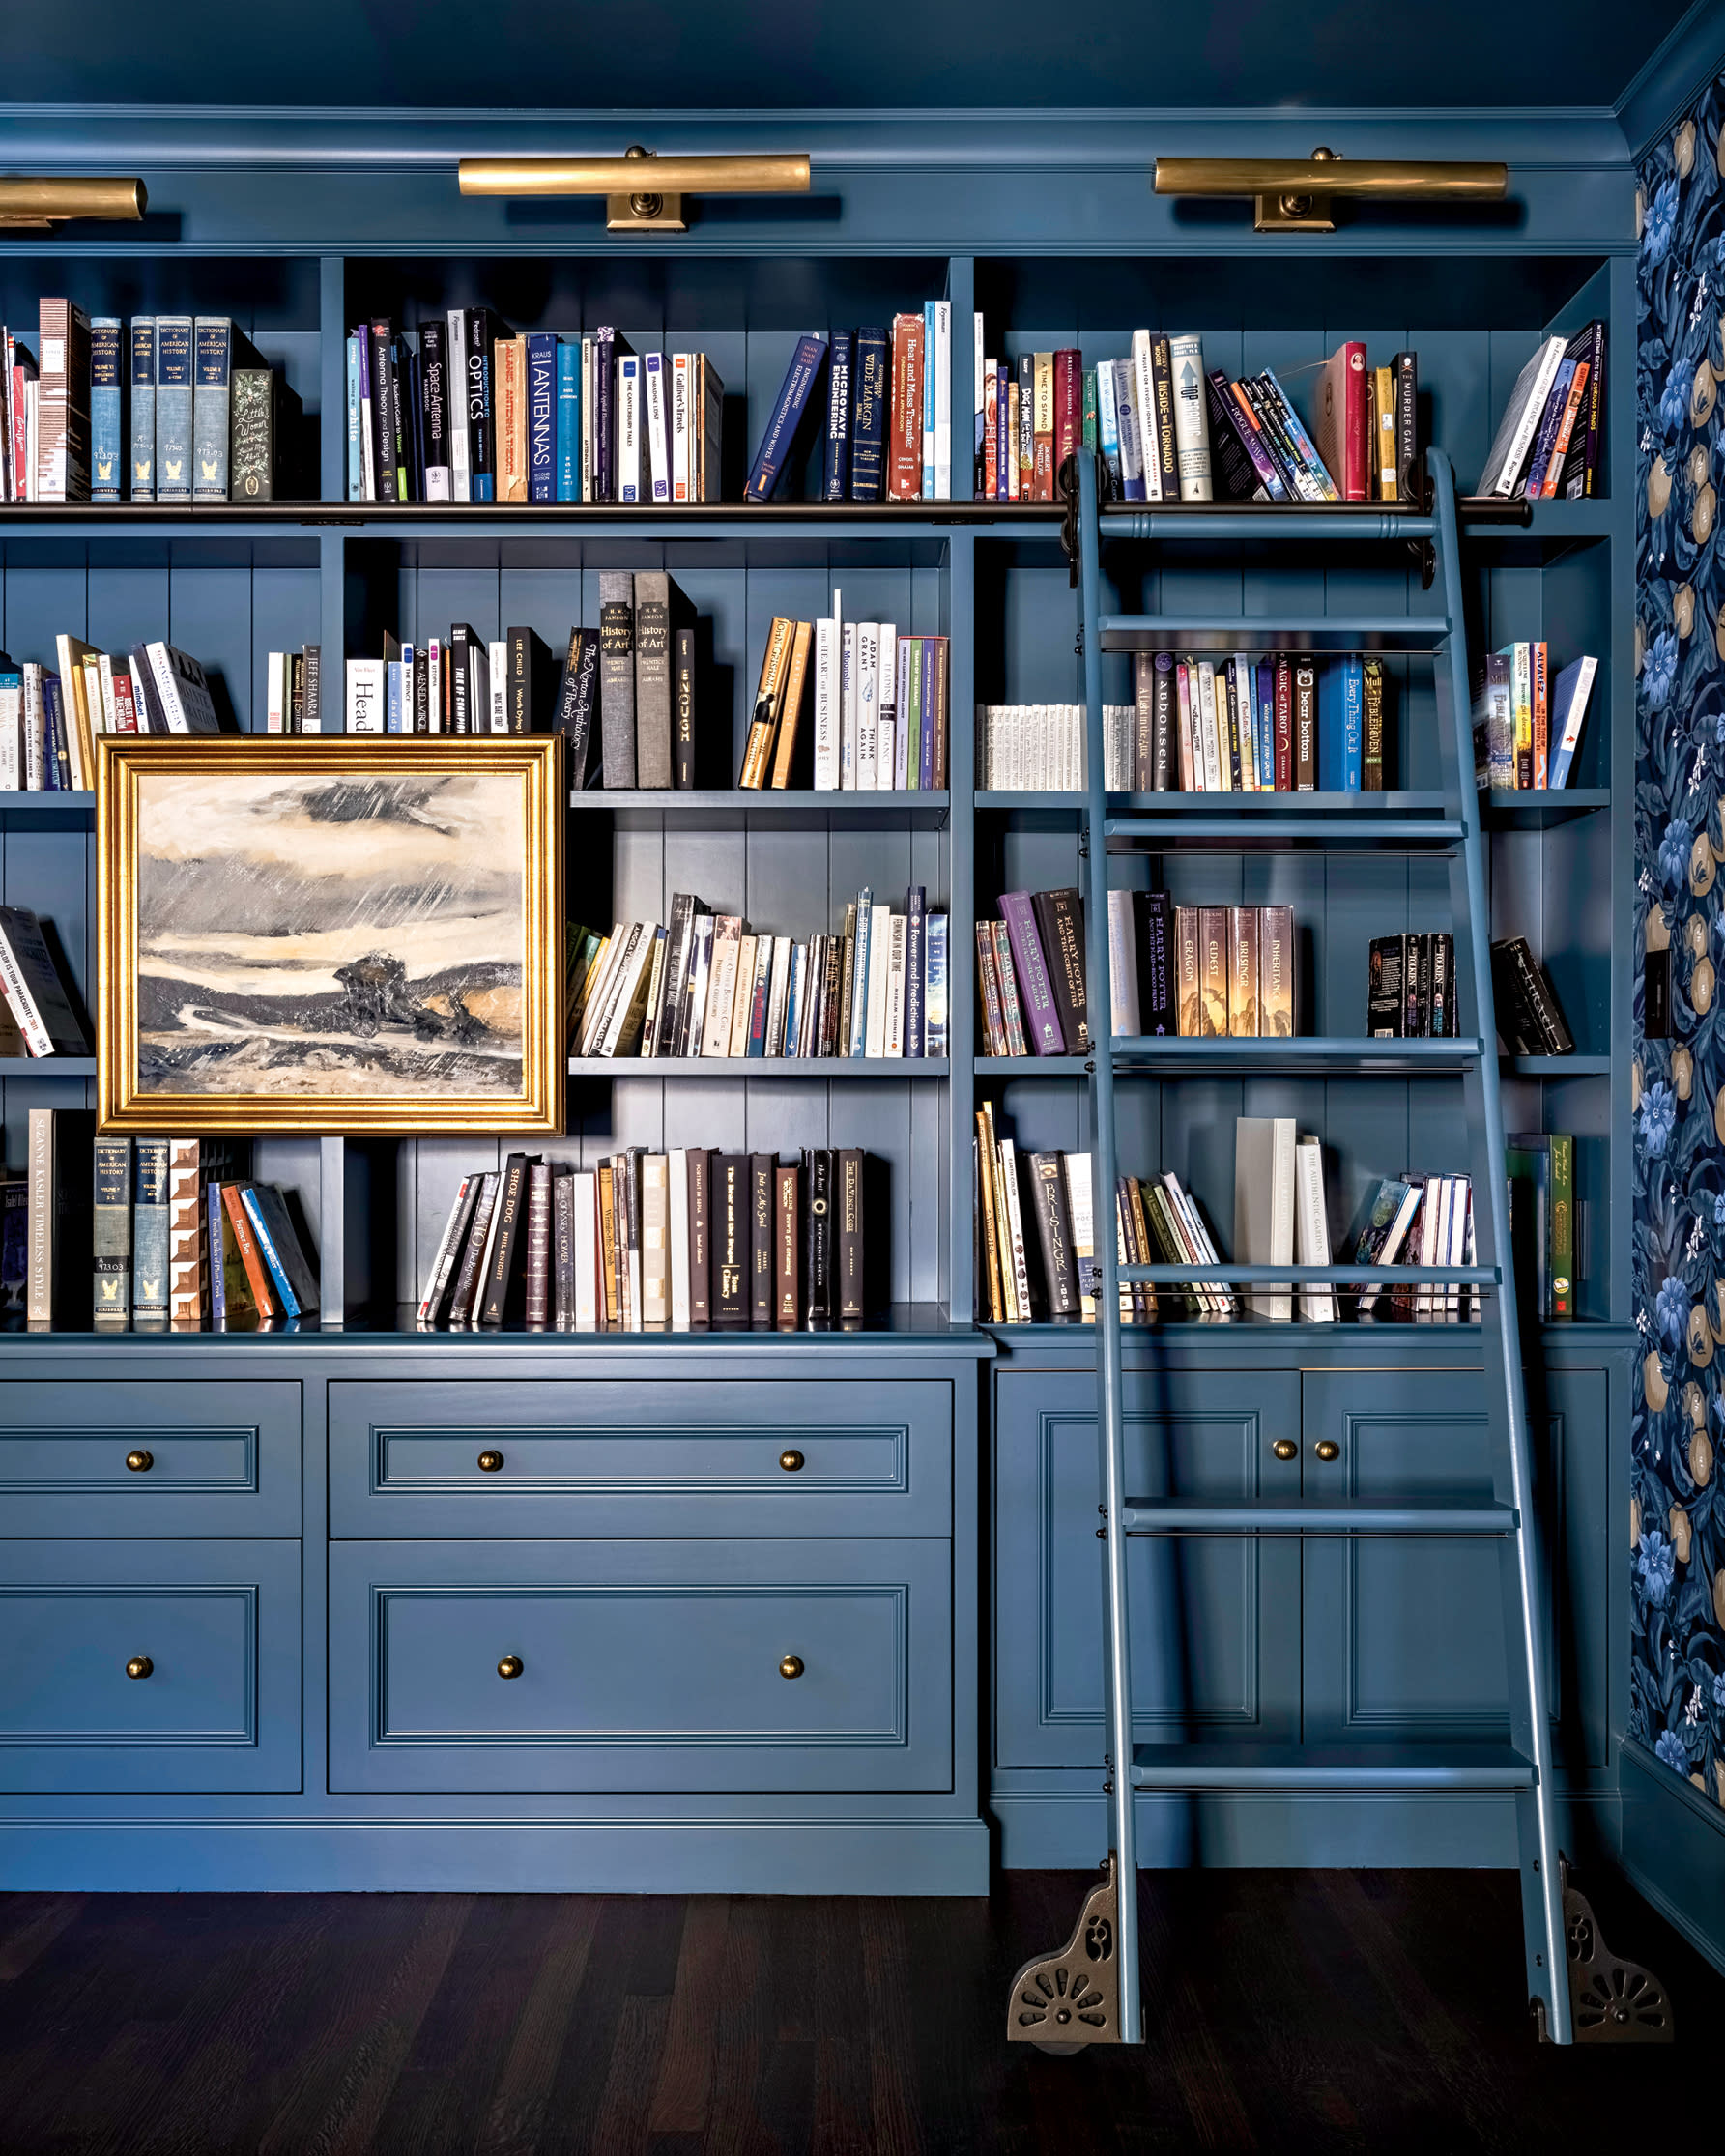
[571,789,950,827]
[0,1056,95,1078]
[0,790,95,827]
[1110,1035,1482,1076]
[569,1055,951,1078]
[1100,614,1450,655]
[1481,789,1611,828]
[1502,1053,1611,1077]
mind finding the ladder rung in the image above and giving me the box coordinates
[1107,1035,1483,1076]
[1129,1741,1536,1792]
[1100,505,1440,541]
[1120,1499,1517,1536]
[1098,615,1451,655]
[1116,1263,1498,1285]
[1103,817,1464,850]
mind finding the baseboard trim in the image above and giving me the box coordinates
[0,1820,992,1895]
[1617,1739,1725,1978]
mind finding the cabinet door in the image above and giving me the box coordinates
[1300,1367,1607,1766]
[994,1367,1302,1768]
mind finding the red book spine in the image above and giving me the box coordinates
[1274,655,1293,791]
[1343,341,1367,502]
[888,312,924,499]
[1053,348,1082,478]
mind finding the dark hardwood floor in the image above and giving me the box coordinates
[1,1868,1716,2152]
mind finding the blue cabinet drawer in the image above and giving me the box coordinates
[329,1539,952,1794]
[329,1381,950,1538]
[0,1382,301,1537]
[0,1540,301,1792]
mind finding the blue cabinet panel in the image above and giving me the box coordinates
[329,1538,952,1795]
[0,1382,301,1538]
[0,1540,300,1793]
[993,1365,1302,1768]
[329,1380,950,1539]
[1300,1366,1607,1767]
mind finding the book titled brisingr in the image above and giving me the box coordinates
[417,1146,876,1333]
[570,886,949,1063]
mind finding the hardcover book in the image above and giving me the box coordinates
[849,328,887,502]
[129,317,156,501]
[89,317,123,502]
[598,571,637,788]
[746,332,827,503]
[155,315,194,503]
[1198,906,1229,1037]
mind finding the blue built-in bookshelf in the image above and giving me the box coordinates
[0,103,1640,1895]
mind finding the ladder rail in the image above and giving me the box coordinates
[1429,448,1570,2041]
[1077,447,1143,2041]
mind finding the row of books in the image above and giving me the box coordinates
[1366,933,1463,1040]
[0,905,87,1058]
[1472,644,1596,792]
[738,604,951,791]
[975,888,1092,1058]
[1478,322,1608,501]
[336,623,564,741]
[417,1146,876,1332]
[1106,897,1297,1042]
[756,309,955,503]
[571,886,950,1062]
[976,704,1137,792]
[1,637,222,785]
[3,1114,319,1329]
[1350,1167,1478,1321]
[4,307,301,503]
[346,317,723,504]
[1126,651,1390,793]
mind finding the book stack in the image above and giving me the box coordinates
[3,307,301,503]
[346,317,722,504]
[1471,643,1597,792]
[1489,936,1575,1056]
[0,906,88,1058]
[1367,934,1461,1039]
[969,326,1422,507]
[1101,899,1295,1043]
[1,637,222,785]
[1477,322,1607,500]
[1506,1132,1576,1321]
[746,309,954,504]
[571,887,949,1062]
[736,603,950,791]
[1350,1169,1477,1321]
[417,1146,877,1332]
[975,704,1136,791]
[975,888,1090,1058]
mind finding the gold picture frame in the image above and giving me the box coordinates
[98,733,564,1136]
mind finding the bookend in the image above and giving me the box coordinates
[1533,1856,1674,2044]
[1005,1853,1130,2053]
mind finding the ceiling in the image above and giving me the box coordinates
[0,0,1699,112]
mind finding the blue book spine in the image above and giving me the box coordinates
[43,677,66,789]
[925,912,948,1057]
[90,317,123,502]
[1524,359,1574,498]
[129,316,156,502]
[1255,661,1276,791]
[131,1141,170,1323]
[822,329,852,502]
[240,1186,301,1317]
[527,331,557,503]
[1319,659,1364,791]
[1114,359,1146,503]
[922,302,936,501]
[744,331,828,503]
[905,884,926,1058]
[386,659,404,734]
[155,316,193,502]
[208,1179,226,1330]
[192,316,231,502]
[848,328,887,502]
[556,341,580,501]
[345,334,362,500]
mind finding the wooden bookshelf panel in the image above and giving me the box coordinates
[1489,814,1612,1059]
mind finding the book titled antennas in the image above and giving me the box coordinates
[4,305,303,503]
[571,886,949,1062]
[417,1146,882,1332]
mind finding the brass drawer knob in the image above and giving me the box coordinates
[477,1451,505,1473]
[779,1654,804,1680]
[126,1449,154,1473]
[1314,1440,1340,1462]
[779,1450,805,1473]
[126,1656,153,1680]
[497,1655,524,1680]
[1271,1439,1298,1462]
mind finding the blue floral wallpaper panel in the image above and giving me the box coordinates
[1635,67,1725,1806]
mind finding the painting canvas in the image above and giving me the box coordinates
[100,737,563,1135]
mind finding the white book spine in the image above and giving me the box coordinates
[700,922,741,1057]
[884,912,907,1056]
[1197,661,1222,791]
[0,677,20,790]
[999,1139,1034,1326]
[417,1177,474,1323]
[96,652,120,734]
[446,310,470,500]
[877,625,898,791]
[1295,1139,1335,1320]
[1066,1152,1097,1320]
[855,622,880,791]
[813,618,839,790]
[1107,889,1140,1038]
[839,623,858,790]
[487,641,508,733]
[644,352,671,503]
[727,936,758,1058]
[1167,331,1213,501]
[670,353,693,503]
[145,643,188,733]
[580,337,593,501]
[345,659,385,733]
[934,300,951,500]
[265,651,285,733]
[973,309,985,500]
[1268,1117,1297,1323]
[573,1171,599,1330]
[1132,329,1161,503]
[864,903,892,1057]
[617,356,641,502]
[763,935,791,1058]
[669,1150,691,1329]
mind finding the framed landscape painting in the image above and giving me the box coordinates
[98,734,565,1135]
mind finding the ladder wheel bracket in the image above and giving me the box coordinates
[1550,1856,1675,2044]
[1006,1852,1126,2050]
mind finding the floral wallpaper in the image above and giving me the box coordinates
[1634,72,1725,1806]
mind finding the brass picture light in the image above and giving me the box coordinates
[0,177,147,230]
[458,145,811,233]
[1153,147,1508,233]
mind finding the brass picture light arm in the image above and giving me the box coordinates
[1154,147,1508,232]
[458,146,811,233]
[0,177,147,230]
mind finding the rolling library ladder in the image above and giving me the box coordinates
[1008,448,1583,2049]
